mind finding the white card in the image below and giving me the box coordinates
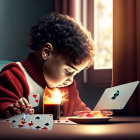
[28,93,40,107]
[13,114,53,130]
[0,113,26,124]
[53,120,77,125]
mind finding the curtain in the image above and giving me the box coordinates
[52,0,76,18]
[113,0,140,115]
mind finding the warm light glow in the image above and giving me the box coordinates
[74,111,108,118]
[43,88,61,104]
[43,87,69,105]
[60,90,69,104]
[94,0,113,69]
[90,111,107,118]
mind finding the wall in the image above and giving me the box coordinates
[0,0,52,61]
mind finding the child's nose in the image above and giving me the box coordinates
[65,78,73,85]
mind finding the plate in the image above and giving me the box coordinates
[66,116,112,124]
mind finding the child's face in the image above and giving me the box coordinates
[42,53,89,88]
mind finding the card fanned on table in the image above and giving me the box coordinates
[53,120,77,125]
[0,114,53,131]
[0,113,26,124]
[11,114,53,130]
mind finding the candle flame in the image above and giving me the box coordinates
[43,87,69,105]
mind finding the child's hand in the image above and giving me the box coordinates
[101,110,113,116]
[5,97,34,118]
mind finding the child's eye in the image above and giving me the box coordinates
[65,69,73,74]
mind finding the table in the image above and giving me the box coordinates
[0,116,140,140]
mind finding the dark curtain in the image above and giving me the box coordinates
[52,0,76,18]
[113,0,140,115]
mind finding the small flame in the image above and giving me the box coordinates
[43,87,69,105]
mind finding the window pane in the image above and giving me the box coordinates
[94,0,113,69]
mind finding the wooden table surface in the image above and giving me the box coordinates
[0,116,140,140]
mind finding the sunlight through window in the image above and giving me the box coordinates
[94,0,113,69]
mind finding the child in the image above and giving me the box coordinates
[0,12,112,118]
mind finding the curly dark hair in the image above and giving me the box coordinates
[28,12,94,68]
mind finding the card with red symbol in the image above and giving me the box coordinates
[28,93,40,107]
[12,114,53,130]
[0,113,27,124]
[53,120,77,125]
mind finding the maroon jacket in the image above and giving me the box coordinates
[0,53,91,117]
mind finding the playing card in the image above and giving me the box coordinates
[28,93,40,107]
[53,120,77,125]
[11,117,28,129]
[0,113,26,124]
[12,114,53,130]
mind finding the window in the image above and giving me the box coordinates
[74,0,113,87]
[94,0,113,69]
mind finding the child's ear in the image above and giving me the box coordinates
[42,43,53,60]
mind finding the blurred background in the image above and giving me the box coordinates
[0,0,140,115]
